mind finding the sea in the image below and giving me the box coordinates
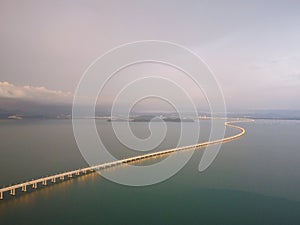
[0,119,300,225]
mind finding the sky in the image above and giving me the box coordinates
[0,0,299,115]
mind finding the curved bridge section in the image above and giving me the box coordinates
[0,118,253,200]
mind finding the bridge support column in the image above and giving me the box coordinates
[51,178,56,183]
[10,189,15,196]
[22,185,27,192]
[0,191,3,199]
[68,174,72,178]
[32,183,37,189]
[76,171,80,176]
[42,180,47,186]
[60,176,64,180]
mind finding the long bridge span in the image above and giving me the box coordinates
[0,118,253,200]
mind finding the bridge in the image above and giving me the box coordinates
[0,118,253,200]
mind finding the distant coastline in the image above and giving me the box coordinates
[0,110,300,121]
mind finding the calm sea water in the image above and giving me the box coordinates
[0,119,300,225]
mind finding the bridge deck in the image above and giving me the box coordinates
[0,119,252,199]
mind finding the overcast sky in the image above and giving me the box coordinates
[0,0,299,113]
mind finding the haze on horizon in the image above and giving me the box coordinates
[0,0,299,115]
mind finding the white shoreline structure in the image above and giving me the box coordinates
[7,115,23,120]
[0,118,253,200]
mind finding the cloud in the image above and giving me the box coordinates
[0,81,73,104]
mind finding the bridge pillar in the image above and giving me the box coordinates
[0,191,3,199]
[76,171,80,176]
[10,189,15,196]
[68,174,72,178]
[22,185,27,192]
[60,176,64,180]
[42,180,47,186]
[32,183,37,189]
[51,178,56,183]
